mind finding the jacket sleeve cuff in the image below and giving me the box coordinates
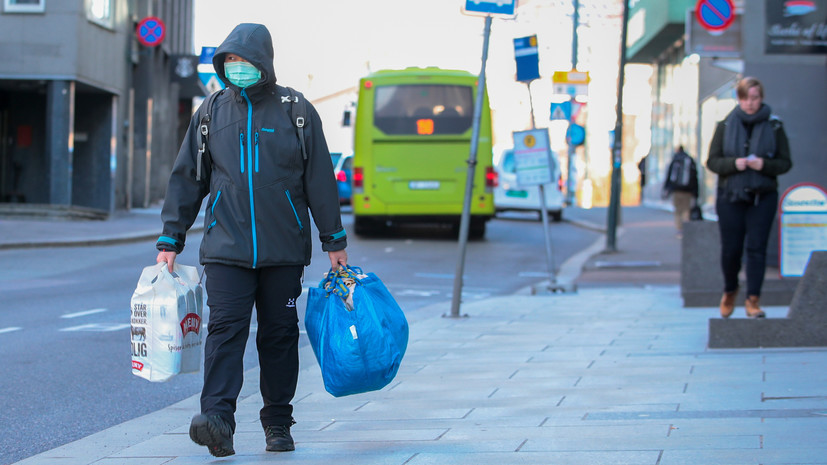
[320,228,347,252]
[156,235,184,254]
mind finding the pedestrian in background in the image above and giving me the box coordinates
[662,145,699,236]
[156,23,348,457]
[638,154,648,200]
[706,76,792,319]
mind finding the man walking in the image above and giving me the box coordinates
[156,23,347,457]
[662,145,699,236]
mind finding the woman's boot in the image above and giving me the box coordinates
[745,295,765,318]
[719,290,737,318]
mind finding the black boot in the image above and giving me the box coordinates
[264,422,295,452]
[189,414,235,457]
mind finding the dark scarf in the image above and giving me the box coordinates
[722,104,778,202]
[723,103,776,159]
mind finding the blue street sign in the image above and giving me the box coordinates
[567,123,586,146]
[199,47,217,65]
[513,35,540,83]
[465,0,516,15]
[550,101,572,121]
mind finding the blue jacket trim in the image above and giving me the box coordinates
[158,236,179,246]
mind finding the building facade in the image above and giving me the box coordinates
[628,0,827,265]
[628,0,827,208]
[0,0,200,215]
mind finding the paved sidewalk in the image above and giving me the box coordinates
[5,205,827,464]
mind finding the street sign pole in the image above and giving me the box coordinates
[528,82,559,291]
[450,14,492,318]
[566,0,579,207]
[525,75,561,292]
[607,0,630,252]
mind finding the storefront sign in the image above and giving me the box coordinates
[766,0,827,54]
[779,183,827,277]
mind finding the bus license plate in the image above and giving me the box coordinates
[409,181,440,190]
[506,189,529,198]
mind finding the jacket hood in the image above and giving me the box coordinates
[213,23,276,90]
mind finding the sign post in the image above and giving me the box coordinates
[779,183,827,277]
[451,0,516,318]
[511,34,565,293]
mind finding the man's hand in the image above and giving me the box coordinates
[328,249,348,271]
[156,250,177,273]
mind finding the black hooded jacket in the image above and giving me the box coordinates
[157,23,346,268]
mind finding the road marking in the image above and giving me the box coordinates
[519,271,554,278]
[60,323,131,332]
[0,327,22,334]
[414,272,455,279]
[396,289,440,297]
[61,308,107,319]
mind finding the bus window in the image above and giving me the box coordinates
[373,84,473,135]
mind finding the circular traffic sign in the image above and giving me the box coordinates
[136,16,166,47]
[567,124,585,146]
[695,0,735,32]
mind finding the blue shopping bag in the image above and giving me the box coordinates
[304,266,409,397]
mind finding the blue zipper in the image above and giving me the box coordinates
[241,89,258,268]
[255,132,260,172]
[208,190,221,229]
[285,190,303,230]
[239,132,245,173]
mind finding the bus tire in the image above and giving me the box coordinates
[354,216,373,236]
[469,218,486,240]
[551,210,563,222]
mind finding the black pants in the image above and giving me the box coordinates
[715,190,778,297]
[201,263,303,432]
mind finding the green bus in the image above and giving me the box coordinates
[350,67,497,238]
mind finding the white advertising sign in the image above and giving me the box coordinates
[779,184,827,277]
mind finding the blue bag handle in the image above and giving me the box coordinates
[318,265,365,300]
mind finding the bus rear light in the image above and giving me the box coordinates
[364,80,373,89]
[353,166,364,191]
[416,119,434,135]
[485,166,498,189]
[336,170,347,183]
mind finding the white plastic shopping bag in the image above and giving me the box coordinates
[130,262,204,382]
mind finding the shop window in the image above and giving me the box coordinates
[3,0,45,13]
[87,0,112,28]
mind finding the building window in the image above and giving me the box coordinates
[87,0,112,28]
[3,0,45,13]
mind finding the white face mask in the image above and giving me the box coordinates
[225,61,261,88]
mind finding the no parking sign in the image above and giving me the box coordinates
[136,17,166,47]
[695,0,735,32]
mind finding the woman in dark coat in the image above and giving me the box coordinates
[706,77,792,319]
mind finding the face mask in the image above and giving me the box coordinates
[225,61,261,88]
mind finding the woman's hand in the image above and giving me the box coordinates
[735,157,748,171]
[746,156,764,171]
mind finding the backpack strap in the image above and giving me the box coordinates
[281,86,308,160]
[196,89,223,181]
